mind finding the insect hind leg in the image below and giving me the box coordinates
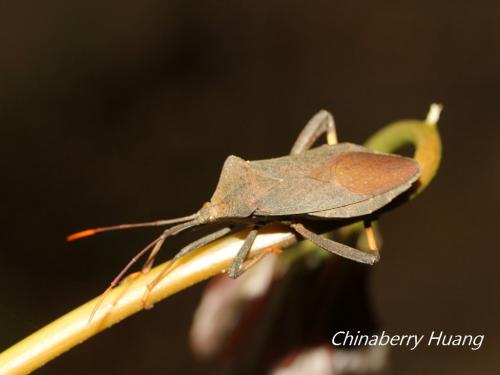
[290,222,379,265]
[364,220,380,252]
[290,110,338,155]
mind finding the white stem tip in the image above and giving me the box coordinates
[425,103,443,126]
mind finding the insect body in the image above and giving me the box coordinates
[68,110,420,308]
[202,142,418,221]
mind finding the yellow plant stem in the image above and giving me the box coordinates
[0,105,442,375]
[0,226,297,375]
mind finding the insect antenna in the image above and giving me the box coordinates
[66,213,199,241]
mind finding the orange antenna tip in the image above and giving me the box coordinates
[66,229,97,242]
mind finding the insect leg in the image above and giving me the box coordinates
[141,226,233,309]
[290,110,338,154]
[141,219,199,273]
[364,220,379,252]
[87,236,163,323]
[174,226,234,260]
[290,223,379,265]
[227,228,259,279]
[228,245,282,279]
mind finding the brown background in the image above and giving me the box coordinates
[1,1,499,374]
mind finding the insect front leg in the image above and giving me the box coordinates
[140,219,201,273]
[290,110,338,154]
[290,222,379,265]
[141,226,234,309]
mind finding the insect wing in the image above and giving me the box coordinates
[251,143,419,216]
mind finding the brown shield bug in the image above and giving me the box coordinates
[68,110,419,308]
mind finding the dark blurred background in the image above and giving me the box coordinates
[1,1,499,374]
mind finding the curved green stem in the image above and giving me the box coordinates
[0,105,442,374]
